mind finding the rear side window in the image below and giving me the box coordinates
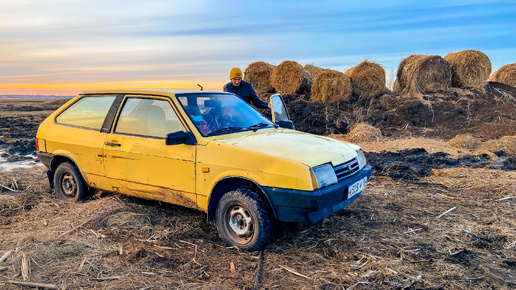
[56,96,116,130]
[115,97,185,138]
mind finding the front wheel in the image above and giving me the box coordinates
[216,189,273,251]
[54,162,88,202]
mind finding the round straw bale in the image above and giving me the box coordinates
[345,60,386,99]
[484,136,516,156]
[311,69,352,103]
[304,64,324,78]
[345,122,382,143]
[244,61,276,93]
[271,60,312,94]
[445,49,492,91]
[490,63,516,87]
[446,134,484,150]
[394,54,451,95]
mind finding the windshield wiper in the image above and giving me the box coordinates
[207,126,245,136]
[247,123,273,131]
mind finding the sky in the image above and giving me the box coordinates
[1,0,515,96]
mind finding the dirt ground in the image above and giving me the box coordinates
[0,87,515,289]
[276,81,516,140]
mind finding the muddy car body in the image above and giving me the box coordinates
[36,89,372,250]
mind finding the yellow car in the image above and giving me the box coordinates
[36,89,372,251]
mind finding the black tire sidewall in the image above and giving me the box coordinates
[54,162,87,202]
[215,189,273,251]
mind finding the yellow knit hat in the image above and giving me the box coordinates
[230,67,243,79]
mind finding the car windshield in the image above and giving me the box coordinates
[176,93,274,136]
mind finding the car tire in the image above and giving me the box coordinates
[54,162,88,202]
[215,188,273,251]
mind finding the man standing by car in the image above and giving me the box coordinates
[223,67,270,108]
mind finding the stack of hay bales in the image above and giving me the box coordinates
[304,64,324,79]
[271,60,312,95]
[311,69,352,104]
[445,49,492,91]
[490,63,516,87]
[244,61,276,93]
[394,54,452,95]
[345,122,382,143]
[345,60,386,99]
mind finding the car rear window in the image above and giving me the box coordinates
[56,96,116,130]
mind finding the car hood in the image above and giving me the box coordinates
[210,129,358,167]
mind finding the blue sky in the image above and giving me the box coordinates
[1,0,515,94]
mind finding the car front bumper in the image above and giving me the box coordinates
[262,165,372,224]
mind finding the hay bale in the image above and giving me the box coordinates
[446,134,484,150]
[484,136,516,156]
[345,123,382,143]
[394,54,452,95]
[445,49,492,91]
[244,61,276,93]
[304,64,324,78]
[310,69,352,104]
[271,60,312,94]
[490,63,516,87]
[345,60,386,99]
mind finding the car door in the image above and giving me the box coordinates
[103,95,197,209]
[51,94,118,189]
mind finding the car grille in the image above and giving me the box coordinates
[333,158,360,181]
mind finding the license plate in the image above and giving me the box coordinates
[347,177,367,199]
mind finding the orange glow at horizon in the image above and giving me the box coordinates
[0,81,226,96]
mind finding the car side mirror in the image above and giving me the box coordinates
[166,131,196,145]
[270,94,295,129]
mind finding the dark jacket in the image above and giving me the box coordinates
[223,81,269,108]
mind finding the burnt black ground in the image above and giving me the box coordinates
[365,148,515,181]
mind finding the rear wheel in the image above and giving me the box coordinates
[216,189,273,251]
[54,162,88,202]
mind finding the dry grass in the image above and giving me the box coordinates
[310,69,351,104]
[244,61,276,93]
[271,60,312,95]
[1,95,515,289]
[490,63,516,87]
[446,134,485,151]
[484,136,516,156]
[345,60,387,100]
[1,137,515,289]
[356,137,495,158]
[445,49,492,91]
[339,122,382,143]
[394,55,452,96]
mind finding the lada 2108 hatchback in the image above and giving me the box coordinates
[36,89,372,251]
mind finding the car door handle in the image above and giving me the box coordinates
[104,142,121,147]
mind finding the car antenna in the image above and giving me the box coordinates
[197,84,203,91]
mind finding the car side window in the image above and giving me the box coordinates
[115,97,185,138]
[56,96,116,130]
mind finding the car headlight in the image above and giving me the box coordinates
[310,163,338,190]
[356,150,367,169]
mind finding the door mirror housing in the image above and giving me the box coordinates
[166,131,196,145]
[270,94,294,129]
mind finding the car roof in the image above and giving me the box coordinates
[80,89,226,96]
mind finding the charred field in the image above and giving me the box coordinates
[0,88,515,289]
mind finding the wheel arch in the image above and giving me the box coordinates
[48,155,89,189]
[207,176,277,222]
